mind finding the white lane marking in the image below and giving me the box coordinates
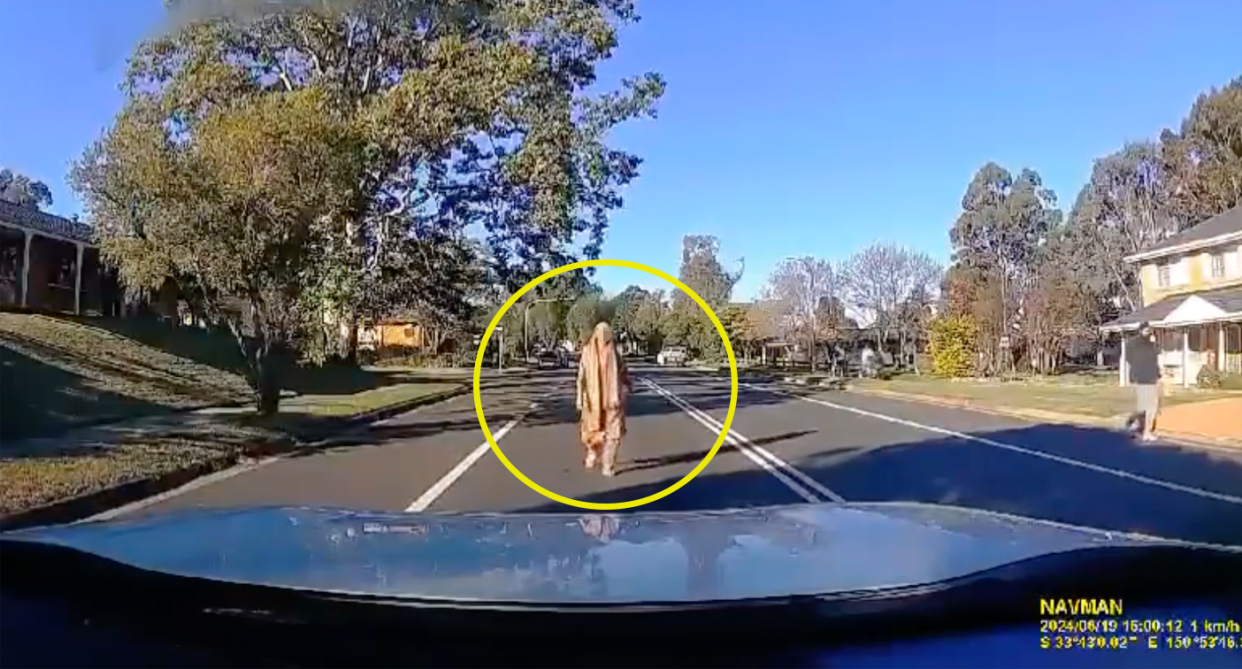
[640,377,844,504]
[738,381,1242,507]
[405,402,536,512]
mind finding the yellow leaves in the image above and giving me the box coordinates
[929,316,978,378]
[194,87,365,211]
[358,37,537,155]
[81,85,370,300]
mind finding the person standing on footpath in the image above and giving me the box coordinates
[1123,322,1163,442]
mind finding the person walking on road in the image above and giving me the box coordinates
[577,322,632,477]
[860,343,878,378]
[1123,321,1163,442]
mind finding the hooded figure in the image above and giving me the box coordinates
[576,322,632,476]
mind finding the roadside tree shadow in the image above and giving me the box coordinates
[519,376,795,429]
[69,313,474,398]
[0,340,172,444]
[70,314,249,377]
[517,423,1242,546]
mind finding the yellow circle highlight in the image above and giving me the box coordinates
[473,258,739,510]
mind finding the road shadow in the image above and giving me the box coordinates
[622,430,818,474]
[517,423,1242,546]
[274,375,545,455]
[518,377,794,429]
[284,415,494,456]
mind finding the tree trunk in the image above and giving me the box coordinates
[253,345,282,417]
[809,334,817,372]
[222,309,284,418]
[344,313,360,364]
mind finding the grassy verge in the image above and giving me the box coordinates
[851,373,1237,418]
[0,311,475,441]
[0,380,465,522]
[0,312,252,440]
[0,420,289,518]
[0,310,478,522]
[282,381,462,417]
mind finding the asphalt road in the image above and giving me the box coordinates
[119,364,1242,545]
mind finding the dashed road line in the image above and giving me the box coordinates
[640,377,844,504]
[405,402,537,512]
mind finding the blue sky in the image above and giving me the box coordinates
[2,1,1240,300]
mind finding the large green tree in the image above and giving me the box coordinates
[1159,76,1242,227]
[664,234,742,358]
[948,163,1061,375]
[1063,142,1175,315]
[72,89,368,414]
[78,0,664,360]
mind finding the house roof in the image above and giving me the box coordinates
[1100,284,1242,331]
[1126,204,1242,262]
[0,199,95,244]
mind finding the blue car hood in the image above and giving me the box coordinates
[0,502,1207,604]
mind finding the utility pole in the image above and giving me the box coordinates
[493,327,504,371]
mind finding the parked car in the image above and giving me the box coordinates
[657,346,688,367]
[536,349,564,369]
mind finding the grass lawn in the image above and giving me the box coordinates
[0,311,471,520]
[851,372,1237,418]
[0,312,253,440]
[0,311,471,441]
[0,413,297,517]
[0,380,466,520]
[280,382,462,416]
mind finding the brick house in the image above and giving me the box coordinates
[0,199,122,315]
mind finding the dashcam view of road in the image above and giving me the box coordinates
[1,0,1241,553]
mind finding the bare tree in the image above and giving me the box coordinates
[841,243,942,362]
[762,257,837,372]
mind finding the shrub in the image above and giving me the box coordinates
[1197,365,1223,389]
[928,315,977,378]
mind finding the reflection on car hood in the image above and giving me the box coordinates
[0,503,1205,604]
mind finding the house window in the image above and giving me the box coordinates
[1157,264,1171,288]
[1210,253,1226,279]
